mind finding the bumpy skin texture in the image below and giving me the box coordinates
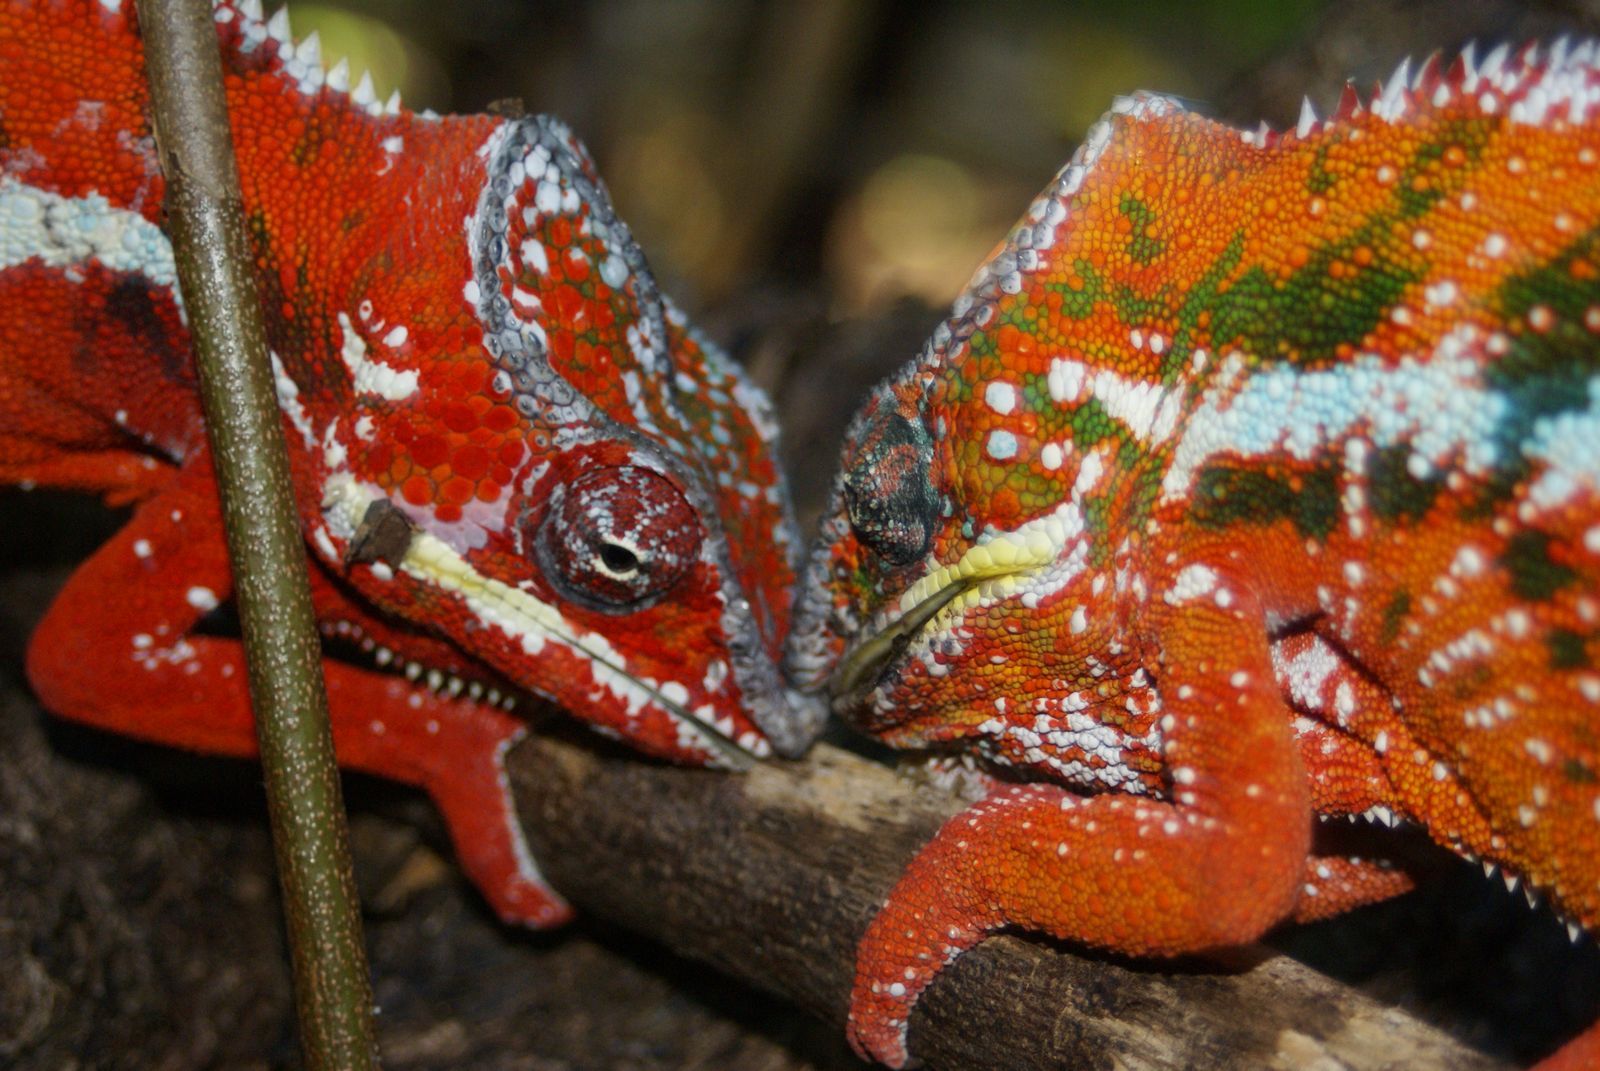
[0,0,821,928]
[786,44,1600,1068]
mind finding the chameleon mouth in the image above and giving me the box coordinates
[323,478,764,767]
[399,532,764,768]
[829,531,1059,706]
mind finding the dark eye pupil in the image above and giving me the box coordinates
[600,542,639,574]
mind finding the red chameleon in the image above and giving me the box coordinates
[0,0,820,928]
[788,42,1600,1069]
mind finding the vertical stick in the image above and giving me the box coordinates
[134,1,380,1066]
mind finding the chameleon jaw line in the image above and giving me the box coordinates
[398,530,759,768]
[829,530,1059,705]
[325,477,759,766]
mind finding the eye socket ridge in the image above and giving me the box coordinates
[535,464,704,611]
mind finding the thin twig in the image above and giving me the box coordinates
[134,1,379,1066]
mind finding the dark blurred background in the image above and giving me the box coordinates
[7,1,1600,1068]
[291,0,1316,307]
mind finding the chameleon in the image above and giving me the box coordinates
[0,0,822,929]
[784,40,1600,1069]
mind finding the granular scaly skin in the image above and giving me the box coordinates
[0,0,819,928]
[786,44,1600,1068]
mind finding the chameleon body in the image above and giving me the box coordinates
[786,44,1600,1067]
[0,0,820,926]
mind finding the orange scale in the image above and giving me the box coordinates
[440,402,478,434]
[496,438,525,467]
[564,250,592,283]
[452,443,491,481]
[549,330,577,363]
[551,282,586,322]
[476,480,502,504]
[400,474,433,507]
[483,406,517,433]
[435,502,462,524]
[440,476,475,506]
[408,433,448,470]
[545,215,573,249]
[989,486,1022,527]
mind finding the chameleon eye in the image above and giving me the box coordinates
[537,466,703,610]
[842,408,939,567]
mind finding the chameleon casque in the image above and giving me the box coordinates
[0,0,821,928]
[786,42,1600,1068]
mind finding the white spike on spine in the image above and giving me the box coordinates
[1296,96,1316,138]
[1379,57,1411,117]
[1481,42,1510,80]
[384,89,402,115]
[296,30,321,66]
[353,71,377,108]
[1460,40,1477,78]
[239,0,263,19]
[1570,921,1585,944]
[266,6,290,43]
[327,58,349,92]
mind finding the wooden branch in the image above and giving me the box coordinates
[510,731,1508,1071]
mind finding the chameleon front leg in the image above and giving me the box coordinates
[25,459,570,926]
[847,568,1311,1066]
[1276,631,1495,921]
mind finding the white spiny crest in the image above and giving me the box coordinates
[1552,34,1572,69]
[1376,57,1410,119]
[1211,38,1600,153]
[295,28,320,66]
[1481,42,1511,80]
[1296,96,1317,139]
[352,71,377,108]
[223,2,396,119]
[266,5,289,44]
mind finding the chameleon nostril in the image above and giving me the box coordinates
[842,408,939,568]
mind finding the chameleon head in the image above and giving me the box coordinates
[783,108,1185,760]
[782,307,1128,754]
[306,114,825,764]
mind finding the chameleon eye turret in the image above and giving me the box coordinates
[535,466,703,611]
[842,404,940,568]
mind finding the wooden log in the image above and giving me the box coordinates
[510,729,1508,1071]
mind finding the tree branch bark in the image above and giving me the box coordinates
[510,731,1507,1071]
